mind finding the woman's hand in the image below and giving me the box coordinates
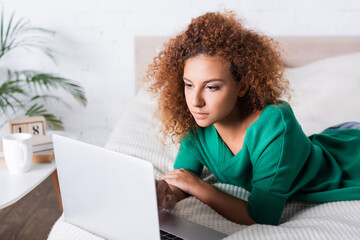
[162,168,202,196]
[162,169,256,225]
[155,179,177,211]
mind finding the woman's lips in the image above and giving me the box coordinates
[193,112,209,119]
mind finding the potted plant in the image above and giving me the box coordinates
[0,9,87,131]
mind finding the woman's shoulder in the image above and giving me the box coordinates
[247,101,307,164]
[248,101,300,141]
[264,101,292,113]
[261,101,297,124]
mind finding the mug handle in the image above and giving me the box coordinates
[20,143,28,168]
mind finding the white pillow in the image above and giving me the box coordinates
[285,52,360,136]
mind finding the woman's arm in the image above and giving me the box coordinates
[163,169,256,226]
[194,179,256,225]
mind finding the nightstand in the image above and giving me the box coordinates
[0,161,56,209]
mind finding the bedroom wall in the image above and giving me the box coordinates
[1,0,360,146]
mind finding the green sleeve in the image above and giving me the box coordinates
[247,104,313,225]
[174,131,204,176]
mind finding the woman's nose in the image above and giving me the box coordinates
[192,90,205,107]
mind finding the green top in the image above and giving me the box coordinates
[174,102,360,225]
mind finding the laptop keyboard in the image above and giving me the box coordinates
[160,230,184,240]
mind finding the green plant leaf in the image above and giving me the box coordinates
[24,103,64,130]
[3,12,15,50]
[42,114,64,130]
[22,71,87,106]
[0,8,4,50]
[0,79,27,114]
[25,103,47,115]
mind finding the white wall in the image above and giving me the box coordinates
[1,0,360,146]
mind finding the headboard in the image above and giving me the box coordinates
[135,36,360,91]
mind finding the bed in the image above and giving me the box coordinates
[48,36,360,239]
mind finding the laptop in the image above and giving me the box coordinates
[52,134,228,240]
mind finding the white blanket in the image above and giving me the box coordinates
[48,53,360,239]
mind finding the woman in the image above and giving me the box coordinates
[146,11,360,226]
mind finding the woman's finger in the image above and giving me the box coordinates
[162,194,177,209]
[155,180,168,208]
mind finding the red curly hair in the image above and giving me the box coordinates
[145,10,290,144]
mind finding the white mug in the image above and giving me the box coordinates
[2,133,33,174]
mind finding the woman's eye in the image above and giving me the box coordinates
[185,83,193,88]
[206,86,219,91]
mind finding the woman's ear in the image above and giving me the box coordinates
[237,81,249,97]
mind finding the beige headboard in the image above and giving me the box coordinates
[135,36,360,91]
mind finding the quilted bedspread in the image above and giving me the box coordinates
[48,86,360,239]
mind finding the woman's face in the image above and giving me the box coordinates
[183,54,241,128]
